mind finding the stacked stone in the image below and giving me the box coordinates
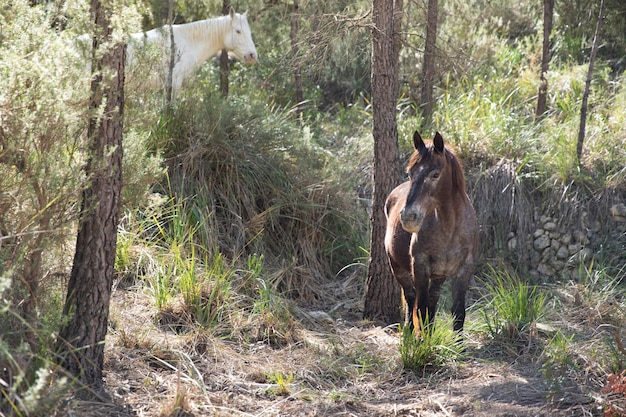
[505,204,626,281]
[507,215,594,281]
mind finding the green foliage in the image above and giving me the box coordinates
[480,267,548,342]
[398,316,465,372]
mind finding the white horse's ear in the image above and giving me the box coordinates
[229,7,235,19]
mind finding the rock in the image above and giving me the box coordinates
[550,239,560,251]
[552,260,565,271]
[533,229,545,238]
[307,311,334,324]
[534,235,551,251]
[560,233,572,246]
[611,203,626,222]
[540,215,552,225]
[568,244,581,256]
[556,246,569,260]
[537,262,555,277]
[507,237,517,252]
[544,221,557,231]
[536,322,557,335]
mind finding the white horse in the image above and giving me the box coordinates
[127,9,257,93]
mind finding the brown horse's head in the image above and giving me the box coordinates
[399,131,465,234]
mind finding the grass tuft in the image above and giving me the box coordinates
[399,315,465,372]
[480,266,547,343]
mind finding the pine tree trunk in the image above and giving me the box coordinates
[57,0,125,389]
[577,0,605,162]
[291,0,303,121]
[420,0,438,126]
[165,0,175,105]
[220,0,231,97]
[363,0,403,324]
[536,0,553,118]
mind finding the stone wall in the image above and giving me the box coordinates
[506,204,626,282]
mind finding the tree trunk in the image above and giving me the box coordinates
[363,0,403,324]
[577,0,605,163]
[220,0,231,97]
[291,0,303,121]
[165,0,175,105]
[420,0,438,126]
[57,0,125,389]
[536,0,554,118]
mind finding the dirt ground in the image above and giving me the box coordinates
[58,280,618,417]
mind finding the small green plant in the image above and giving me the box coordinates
[150,264,174,309]
[399,315,465,372]
[542,331,576,372]
[192,252,234,329]
[266,370,294,396]
[480,267,547,342]
[250,278,295,346]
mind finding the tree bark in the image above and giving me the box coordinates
[577,0,605,163]
[363,0,403,324]
[420,0,438,126]
[57,0,125,389]
[291,0,303,121]
[165,0,175,105]
[536,0,554,118]
[220,0,231,97]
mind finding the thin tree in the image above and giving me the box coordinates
[577,0,606,163]
[291,0,304,121]
[536,0,554,118]
[420,0,438,126]
[57,0,125,389]
[165,0,176,105]
[363,0,403,324]
[220,0,231,97]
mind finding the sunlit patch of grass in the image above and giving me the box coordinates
[398,314,465,372]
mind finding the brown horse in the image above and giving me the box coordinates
[385,131,479,334]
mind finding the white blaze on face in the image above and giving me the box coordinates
[225,12,258,65]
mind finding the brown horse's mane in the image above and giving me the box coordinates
[406,143,466,195]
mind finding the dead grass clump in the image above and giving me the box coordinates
[470,158,534,269]
[159,385,194,417]
[152,96,366,304]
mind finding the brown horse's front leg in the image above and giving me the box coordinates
[412,270,431,335]
[402,287,416,328]
[427,279,444,325]
[388,259,415,328]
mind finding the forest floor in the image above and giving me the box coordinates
[59,273,623,417]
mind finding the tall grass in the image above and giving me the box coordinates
[148,93,367,301]
[480,266,547,342]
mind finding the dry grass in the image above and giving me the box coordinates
[47,270,623,417]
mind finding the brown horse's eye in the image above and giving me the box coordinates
[431,171,440,179]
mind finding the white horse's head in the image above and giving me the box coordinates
[224,10,258,65]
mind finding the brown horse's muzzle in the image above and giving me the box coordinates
[399,206,424,234]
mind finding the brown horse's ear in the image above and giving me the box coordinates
[413,131,427,154]
[433,132,444,154]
